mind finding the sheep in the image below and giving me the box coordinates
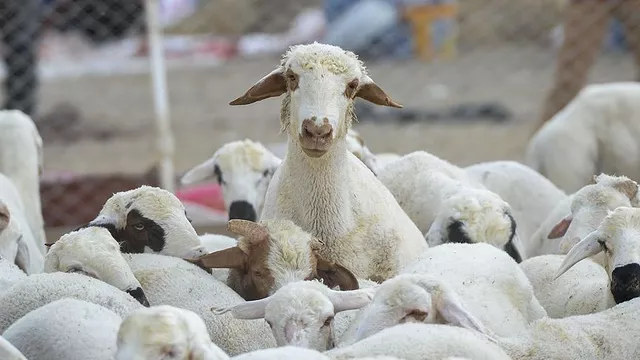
[0,336,26,360]
[344,128,399,175]
[0,174,43,274]
[211,279,379,351]
[494,297,640,360]
[193,219,364,300]
[555,206,640,305]
[44,226,150,306]
[526,82,640,194]
[0,257,26,295]
[377,151,524,262]
[180,139,282,222]
[2,298,122,360]
[115,305,230,360]
[227,42,428,282]
[341,242,544,345]
[324,323,512,360]
[0,110,46,254]
[232,347,331,360]
[0,271,143,333]
[77,185,207,259]
[464,160,568,257]
[531,173,638,261]
[520,254,614,318]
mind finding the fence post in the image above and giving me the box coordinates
[144,0,175,193]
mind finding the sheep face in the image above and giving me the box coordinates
[84,185,206,259]
[211,280,375,351]
[180,140,282,222]
[556,206,640,304]
[547,176,637,253]
[116,305,228,360]
[349,274,492,344]
[0,200,22,261]
[44,227,150,307]
[192,219,360,300]
[424,193,522,263]
[229,42,401,158]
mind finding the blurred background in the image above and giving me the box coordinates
[0,0,637,239]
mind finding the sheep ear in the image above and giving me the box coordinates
[613,179,639,200]
[211,296,271,319]
[230,68,287,105]
[327,287,377,313]
[0,201,9,231]
[554,231,603,279]
[195,246,247,269]
[181,157,216,185]
[435,287,490,336]
[315,254,359,291]
[547,214,572,239]
[356,75,403,108]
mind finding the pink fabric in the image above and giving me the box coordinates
[176,184,225,211]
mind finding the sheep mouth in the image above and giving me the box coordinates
[302,148,328,158]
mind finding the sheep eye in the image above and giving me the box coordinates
[66,266,82,273]
[134,223,145,231]
[323,316,334,327]
[348,79,359,89]
[262,169,270,177]
[287,74,297,82]
[213,164,225,185]
[265,319,273,328]
[598,239,609,252]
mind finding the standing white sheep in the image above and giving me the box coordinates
[227,42,428,282]
[526,82,640,194]
[0,110,46,254]
[377,151,525,262]
[2,298,122,360]
[181,139,282,222]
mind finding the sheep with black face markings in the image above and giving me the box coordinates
[227,42,428,282]
[194,219,362,300]
[377,151,525,262]
[77,185,207,260]
[181,139,282,222]
[0,110,46,255]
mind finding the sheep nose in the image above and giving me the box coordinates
[228,201,257,222]
[611,263,640,304]
[302,118,333,139]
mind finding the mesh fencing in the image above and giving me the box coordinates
[0,0,637,231]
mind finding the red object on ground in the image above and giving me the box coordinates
[175,183,225,212]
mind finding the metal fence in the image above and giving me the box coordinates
[0,0,637,232]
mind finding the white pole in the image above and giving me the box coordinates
[144,0,175,193]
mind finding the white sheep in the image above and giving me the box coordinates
[530,173,638,260]
[520,254,614,318]
[115,305,230,360]
[44,226,150,306]
[464,160,568,257]
[0,257,26,296]
[494,297,640,360]
[232,347,331,360]
[211,279,378,351]
[377,151,525,262]
[0,336,26,360]
[0,271,143,333]
[0,110,46,254]
[80,185,207,259]
[526,82,640,194]
[194,219,364,300]
[0,174,43,274]
[324,323,512,360]
[2,298,122,360]
[228,42,428,282]
[344,128,399,175]
[181,139,282,222]
[339,243,546,344]
[555,206,640,304]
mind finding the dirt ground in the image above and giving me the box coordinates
[38,44,635,238]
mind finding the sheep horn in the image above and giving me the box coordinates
[228,219,269,244]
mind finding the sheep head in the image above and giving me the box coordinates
[555,206,640,304]
[211,280,376,351]
[192,218,360,300]
[180,139,282,222]
[115,305,229,360]
[81,185,207,260]
[229,42,401,158]
[44,226,150,307]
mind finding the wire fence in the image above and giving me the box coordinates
[0,0,638,232]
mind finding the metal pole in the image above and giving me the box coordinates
[144,0,175,192]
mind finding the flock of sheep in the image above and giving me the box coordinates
[1,42,639,360]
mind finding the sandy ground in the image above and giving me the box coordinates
[38,44,635,238]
